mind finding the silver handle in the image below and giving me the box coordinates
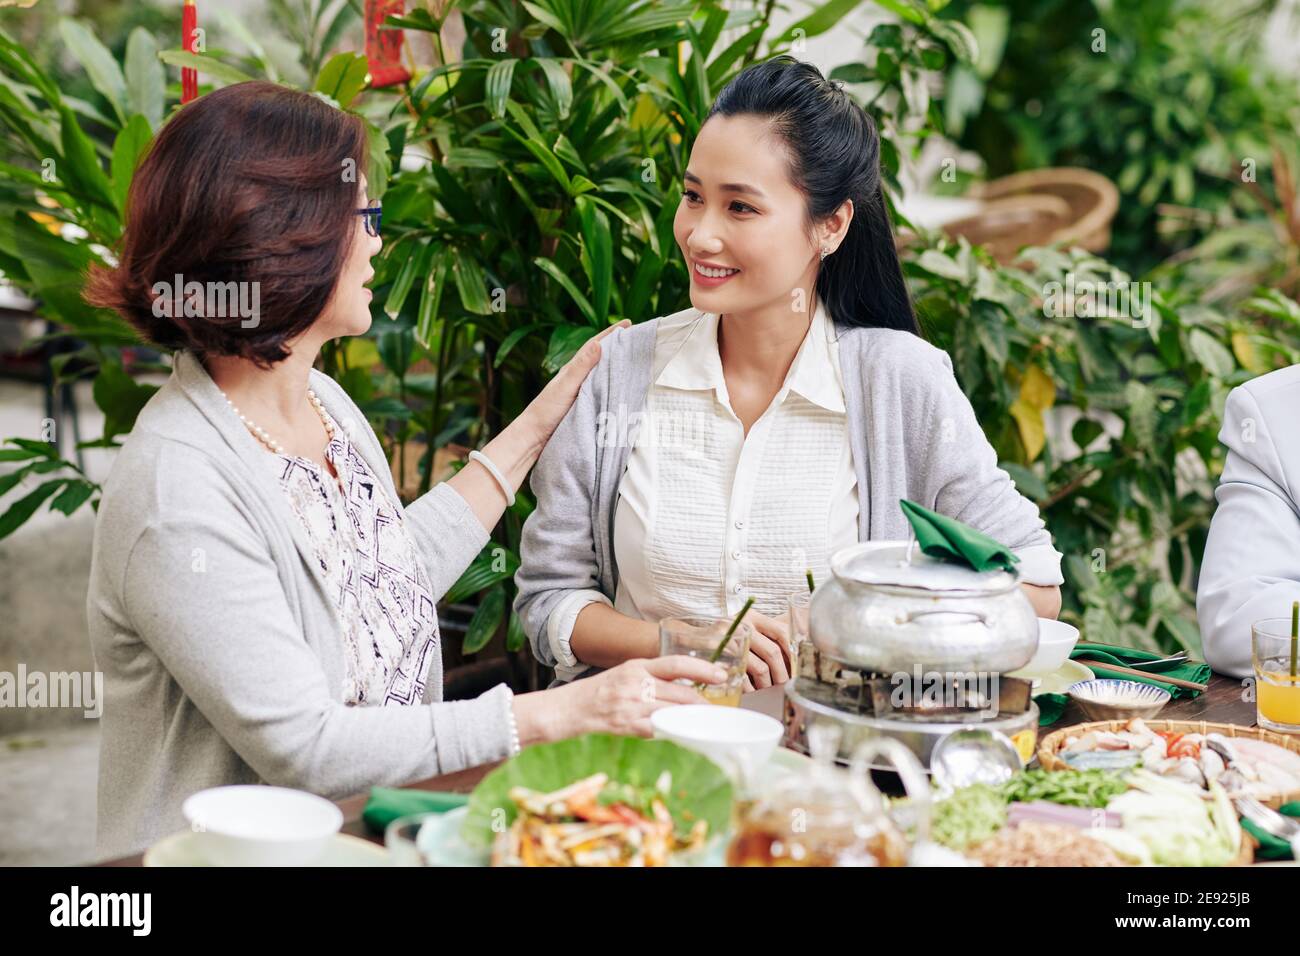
[848,738,931,849]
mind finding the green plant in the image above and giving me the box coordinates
[0,19,164,536]
[826,0,981,214]
[0,439,99,536]
[909,233,1300,652]
[267,0,363,80]
[0,13,378,539]
[1153,142,1300,306]
[945,0,1299,276]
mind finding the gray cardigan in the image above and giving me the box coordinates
[515,309,1059,677]
[87,350,511,860]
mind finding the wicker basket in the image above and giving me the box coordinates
[1235,832,1258,867]
[939,195,1073,264]
[942,167,1120,265]
[1038,719,1300,811]
[1036,719,1279,866]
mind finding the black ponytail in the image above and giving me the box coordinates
[707,55,919,335]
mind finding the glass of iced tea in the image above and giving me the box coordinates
[659,616,752,706]
[1253,619,1300,733]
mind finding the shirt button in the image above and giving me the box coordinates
[734,520,745,529]
[732,550,742,559]
[732,584,742,593]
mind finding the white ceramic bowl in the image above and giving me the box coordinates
[182,785,343,866]
[1067,679,1171,720]
[650,705,783,781]
[1012,618,1080,679]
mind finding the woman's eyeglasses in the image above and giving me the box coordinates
[356,202,382,238]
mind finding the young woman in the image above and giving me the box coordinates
[83,82,727,859]
[515,57,1064,688]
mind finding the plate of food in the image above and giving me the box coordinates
[1037,718,1300,807]
[929,766,1250,867]
[406,733,736,866]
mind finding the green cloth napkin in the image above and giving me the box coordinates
[899,498,1019,573]
[1035,642,1213,727]
[362,788,469,835]
[1036,693,1069,727]
[1069,642,1211,697]
[1241,802,1300,860]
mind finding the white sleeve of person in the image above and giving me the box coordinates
[545,589,612,672]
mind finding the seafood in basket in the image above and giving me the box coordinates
[1045,718,1300,802]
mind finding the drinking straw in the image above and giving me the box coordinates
[805,569,815,593]
[709,597,755,664]
[1291,600,1298,679]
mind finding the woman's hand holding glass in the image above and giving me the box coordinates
[739,609,792,690]
[513,655,729,742]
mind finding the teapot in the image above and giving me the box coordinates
[726,723,931,866]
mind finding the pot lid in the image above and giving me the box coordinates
[830,541,1019,594]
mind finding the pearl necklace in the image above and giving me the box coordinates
[220,387,335,456]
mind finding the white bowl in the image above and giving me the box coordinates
[182,785,343,867]
[651,705,783,782]
[1011,618,1080,679]
[1067,678,1171,720]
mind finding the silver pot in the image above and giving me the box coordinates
[810,541,1038,675]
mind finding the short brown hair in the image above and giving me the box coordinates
[85,81,368,365]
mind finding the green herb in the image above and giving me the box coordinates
[597,781,658,818]
[805,569,815,593]
[932,784,1007,850]
[1000,768,1128,808]
[709,597,754,664]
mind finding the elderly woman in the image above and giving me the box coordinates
[83,82,725,859]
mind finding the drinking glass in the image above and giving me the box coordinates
[1252,619,1300,733]
[659,616,752,706]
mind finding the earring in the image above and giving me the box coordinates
[820,247,830,261]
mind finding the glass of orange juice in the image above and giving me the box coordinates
[1252,619,1300,733]
[659,616,752,706]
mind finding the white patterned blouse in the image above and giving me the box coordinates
[267,410,439,707]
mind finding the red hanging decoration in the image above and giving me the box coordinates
[365,0,411,89]
[181,0,198,103]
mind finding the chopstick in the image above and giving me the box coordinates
[1125,652,1188,670]
[1074,657,1208,693]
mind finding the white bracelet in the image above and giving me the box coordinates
[503,686,521,756]
[468,449,516,507]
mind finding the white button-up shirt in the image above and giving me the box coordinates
[546,303,857,679]
[615,305,857,619]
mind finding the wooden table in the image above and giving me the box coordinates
[100,672,1255,865]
